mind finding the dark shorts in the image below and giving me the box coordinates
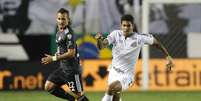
[47,68,84,92]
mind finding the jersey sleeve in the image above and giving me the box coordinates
[140,33,154,45]
[66,33,76,49]
[106,31,116,45]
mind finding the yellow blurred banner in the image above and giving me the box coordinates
[82,59,201,91]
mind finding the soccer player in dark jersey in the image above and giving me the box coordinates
[41,8,89,101]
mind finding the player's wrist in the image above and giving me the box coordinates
[52,55,57,61]
[97,36,104,40]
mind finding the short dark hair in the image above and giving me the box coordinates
[121,14,138,32]
[57,8,71,26]
[57,8,69,15]
[121,14,134,25]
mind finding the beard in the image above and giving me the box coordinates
[57,25,67,31]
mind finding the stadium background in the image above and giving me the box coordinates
[0,0,201,101]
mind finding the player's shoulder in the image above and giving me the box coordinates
[64,27,74,40]
[133,32,142,38]
[135,32,153,38]
[110,29,122,33]
[64,26,74,35]
[110,30,123,36]
[64,28,69,34]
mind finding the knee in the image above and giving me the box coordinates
[108,81,122,94]
[74,92,82,98]
[44,81,55,92]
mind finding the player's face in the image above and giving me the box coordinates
[121,21,134,36]
[56,12,69,31]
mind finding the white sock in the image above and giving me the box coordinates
[101,93,113,101]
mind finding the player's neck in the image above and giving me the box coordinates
[124,32,133,39]
[58,26,67,32]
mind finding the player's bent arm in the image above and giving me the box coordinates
[151,37,170,57]
[97,38,109,50]
[151,37,174,71]
[54,48,75,61]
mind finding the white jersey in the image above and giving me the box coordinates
[107,30,154,74]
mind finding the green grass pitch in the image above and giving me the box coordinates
[0,91,201,101]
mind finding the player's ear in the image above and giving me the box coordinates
[133,23,138,33]
[67,18,72,26]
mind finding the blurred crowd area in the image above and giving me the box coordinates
[0,0,201,60]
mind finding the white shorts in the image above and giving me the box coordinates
[107,66,134,91]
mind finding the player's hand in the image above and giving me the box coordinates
[166,56,174,71]
[95,32,103,39]
[41,54,53,65]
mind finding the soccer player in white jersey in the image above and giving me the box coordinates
[95,14,173,101]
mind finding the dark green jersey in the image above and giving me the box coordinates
[55,26,81,73]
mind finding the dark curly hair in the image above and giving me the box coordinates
[121,14,138,32]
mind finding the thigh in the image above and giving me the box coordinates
[63,73,84,93]
[108,69,118,85]
[47,68,66,86]
[48,68,84,93]
[119,73,134,91]
[108,69,133,91]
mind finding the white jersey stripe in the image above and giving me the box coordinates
[74,74,82,92]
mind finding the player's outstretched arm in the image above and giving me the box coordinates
[95,32,109,50]
[41,49,75,65]
[41,54,54,64]
[152,37,174,71]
